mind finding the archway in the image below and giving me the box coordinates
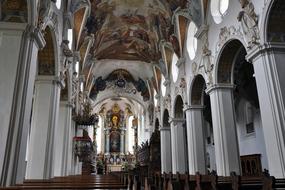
[186,74,215,174]
[215,39,266,176]
[150,118,161,174]
[26,26,62,179]
[174,95,184,118]
[160,109,172,173]
[267,0,285,43]
[258,0,285,177]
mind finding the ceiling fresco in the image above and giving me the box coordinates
[86,0,189,62]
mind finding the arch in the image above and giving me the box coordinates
[163,109,170,127]
[174,95,184,118]
[259,0,285,43]
[266,0,285,43]
[38,27,57,76]
[186,21,198,60]
[216,39,246,84]
[190,75,206,105]
[155,118,160,131]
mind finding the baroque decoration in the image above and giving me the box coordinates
[237,0,260,48]
[73,130,94,162]
[72,101,99,125]
[90,69,150,101]
[84,0,189,62]
[216,26,243,53]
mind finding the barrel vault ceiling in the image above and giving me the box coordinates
[72,0,205,107]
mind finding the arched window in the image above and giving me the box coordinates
[96,116,103,153]
[161,74,166,97]
[56,0,62,9]
[187,22,198,60]
[67,29,73,49]
[128,116,135,154]
[154,91,158,107]
[210,0,229,24]
[171,53,179,82]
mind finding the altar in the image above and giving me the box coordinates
[96,103,136,173]
[106,164,122,172]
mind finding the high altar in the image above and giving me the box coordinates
[102,103,128,172]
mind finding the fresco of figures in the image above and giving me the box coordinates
[86,0,187,62]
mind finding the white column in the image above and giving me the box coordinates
[206,84,240,176]
[0,24,45,186]
[170,118,187,174]
[120,129,126,154]
[54,101,72,176]
[160,126,172,173]
[185,105,206,174]
[26,76,61,179]
[247,44,285,177]
[105,129,110,154]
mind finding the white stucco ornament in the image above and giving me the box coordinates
[201,35,213,85]
[237,0,260,48]
[216,26,243,53]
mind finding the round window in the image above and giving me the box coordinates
[187,22,198,60]
[161,75,166,97]
[154,91,158,107]
[171,53,179,83]
[56,0,62,9]
[211,0,229,24]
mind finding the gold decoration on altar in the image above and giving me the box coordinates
[112,115,119,128]
[112,103,120,113]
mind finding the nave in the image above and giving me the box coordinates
[1,0,285,189]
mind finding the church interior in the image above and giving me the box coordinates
[0,0,285,189]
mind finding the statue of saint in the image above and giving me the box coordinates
[237,0,260,48]
[112,115,119,128]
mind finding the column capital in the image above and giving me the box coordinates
[246,43,285,62]
[169,117,185,126]
[163,78,171,87]
[54,75,66,88]
[176,57,186,68]
[184,105,204,111]
[159,126,171,131]
[30,26,46,49]
[60,101,74,108]
[205,84,234,95]
[73,51,81,62]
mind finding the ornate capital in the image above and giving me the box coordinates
[53,72,66,89]
[163,78,170,87]
[195,24,209,39]
[205,84,235,95]
[29,26,46,49]
[246,43,285,62]
[169,117,185,126]
[176,57,185,68]
[160,126,171,131]
[184,104,204,112]
[183,104,191,112]
[73,51,81,62]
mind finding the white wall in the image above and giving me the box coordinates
[236,99,269,170]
